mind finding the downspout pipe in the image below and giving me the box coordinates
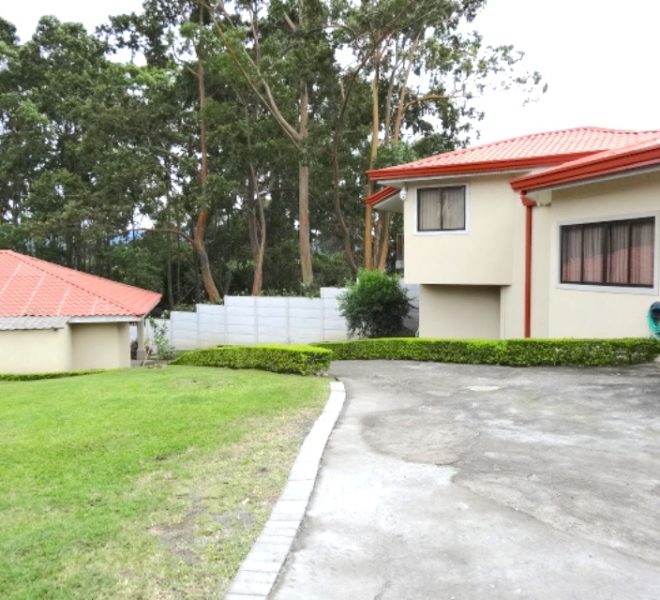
[521,193,537,338]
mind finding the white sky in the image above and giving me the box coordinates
[3,0,660,144]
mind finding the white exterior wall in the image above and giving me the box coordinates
[70,323,131,370]
[0,327,72,373]
[536,172,660,338]
[136,286,420,350]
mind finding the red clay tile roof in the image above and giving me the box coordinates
[0,250,161,318]
[365,186,400,206]
[368,126,660,182]
[510,135,660,192]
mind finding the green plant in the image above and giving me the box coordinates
[0,370,105,382]
[172,344,332,375]
[339,270,410,338]
[314,337,660,367]
[148,316,176,360]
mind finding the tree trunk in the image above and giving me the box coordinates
[298,83,314,285]
[376,212,390,271]
[248,165,266,296]
[365,55,381,270]
[195,48,222,303]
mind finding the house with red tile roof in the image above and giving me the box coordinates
[367,126,660,339]
[0,250,161,373]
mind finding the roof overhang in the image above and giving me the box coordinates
[367,153,593,183]
[67,315,147,324]
[0,316,69,331]
[511,145,660,193]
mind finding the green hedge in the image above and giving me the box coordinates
[0,370,106,382]
[314,337,660,367]
[172,344,332,375]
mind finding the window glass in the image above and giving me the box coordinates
[417,186,465,231]
[560,217,654,287]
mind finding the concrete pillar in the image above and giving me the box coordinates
[136,319,146,360]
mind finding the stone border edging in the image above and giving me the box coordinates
[225,380,346,599]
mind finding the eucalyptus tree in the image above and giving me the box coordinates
[331,0,543,269]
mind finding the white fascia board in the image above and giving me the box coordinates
[67,316,144,324]
[375,168,530,187]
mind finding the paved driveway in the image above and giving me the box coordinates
[272,361,660,599]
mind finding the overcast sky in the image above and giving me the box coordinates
[3,0,659,144]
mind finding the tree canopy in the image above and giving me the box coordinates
[0,2,542,308]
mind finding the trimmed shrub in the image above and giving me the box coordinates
[172,344,332,375]
[0,370,106,382]
[339,270,410,338]
[314,337,660,367]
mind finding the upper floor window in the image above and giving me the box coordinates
[417,186,466,231]
[560,217,655,288]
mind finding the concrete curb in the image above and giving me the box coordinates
[224,380,346,600]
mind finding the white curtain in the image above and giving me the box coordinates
[418,189,442,230]
[442,187,466,230]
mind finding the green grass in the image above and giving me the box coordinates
[0,366,328,599]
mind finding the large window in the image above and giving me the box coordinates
[560,217,655,287]
[417,186,466,231]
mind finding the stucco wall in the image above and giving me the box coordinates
[0,327,72,373]
[419,284,501,339]
[535,172,660,338]
[404,175,518,285]
[70,323,131,370]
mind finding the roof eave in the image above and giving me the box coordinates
[367,153,595,182]
[511,147,660,192]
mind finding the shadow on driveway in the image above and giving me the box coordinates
[272,361,660,599]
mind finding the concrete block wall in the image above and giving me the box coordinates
[133,284,419,350]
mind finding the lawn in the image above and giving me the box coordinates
[0,366,328,599]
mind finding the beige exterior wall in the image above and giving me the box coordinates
[70,323,131,370]
[404,175,518,285]
[0,327,72,373]
[419,284,501,339]
[534,172,660,338]
[400,169,660,339]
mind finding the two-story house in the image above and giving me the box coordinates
[367,127,660,339]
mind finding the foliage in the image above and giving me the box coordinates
[0,370,105,381]
[314,337,660,367]
[147,316,176,360]
[0,367,327,599]
[339,270,410,338]
[1,5,542,303]
[173,344,332,375]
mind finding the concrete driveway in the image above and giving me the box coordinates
[272,360,660,599]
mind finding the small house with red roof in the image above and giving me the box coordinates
[367,126,660,339]
[0,250,161,373]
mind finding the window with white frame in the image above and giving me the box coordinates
[417,186,466,231]
[560,216,655,287]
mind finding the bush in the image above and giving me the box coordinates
[314,337,660,367]
[0,370,105,382]
[339,270,410,338]
[172,344,332,375]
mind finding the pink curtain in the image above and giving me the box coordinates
[606,222,629,284]
[563,218,654,286]
[583,224,605,282]
[561,226,582,282]
[629,219,654,285]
